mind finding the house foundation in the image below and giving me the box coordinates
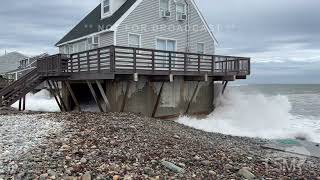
[62,76,223,119]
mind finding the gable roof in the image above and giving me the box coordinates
[55,0,137,46]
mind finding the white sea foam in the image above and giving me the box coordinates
[177,89,320,143]
[11,89,60,112]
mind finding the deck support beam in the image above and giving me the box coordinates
[152,82,165,118]
[185,81,200,114]
[47,80,66,112]
[64,81,81,112]
[18,98,22,111]
[121,81,131,112]
[51,80,68,111]
[222,81,229,95]
[95,80,111,111]
[86,80,104,112]
[22,95,26,111]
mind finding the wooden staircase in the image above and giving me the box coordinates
[0,69,46,107]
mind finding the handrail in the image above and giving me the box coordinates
[0,69,38,97]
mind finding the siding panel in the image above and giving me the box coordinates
[116,0,215,54]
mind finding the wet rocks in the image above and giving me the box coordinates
[238,167,255,180]
[0,112,319,179]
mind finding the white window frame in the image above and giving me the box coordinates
[159,0,171,17]
[87,35,100,50]
[156,37,177,68]
[176,2,186,20]
[197,42,205,54]
[155,37,177,51]
[101,0,111,18]
[128,33,142,48]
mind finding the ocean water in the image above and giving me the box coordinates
[178,84,320,143]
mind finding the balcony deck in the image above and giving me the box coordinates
[37,45,250,81]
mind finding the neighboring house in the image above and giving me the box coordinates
[56,0,217,55]
[5,53,48,80]
[0,52,27,75]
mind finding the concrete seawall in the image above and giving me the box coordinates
[64,76,223,118]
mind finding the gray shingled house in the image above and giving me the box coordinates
[56,0,217,55]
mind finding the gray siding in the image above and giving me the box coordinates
[100,32,114,46]
[116,0,215,54]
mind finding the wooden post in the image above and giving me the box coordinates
[152,82,164,118]
[95,80,111,111]
[198,55,201,72]
[169,52,172,72]
[51,80,68,112]
[22,95,26,111]
[47,80,64,112]
[133,48,137,73]
[185,81,200,114]
[211,56,215,75]
[121,81,131,112]
[97,49,101,72]
[87,80,104,112]
[87,51,90,72]
[110,46,115,72]
[77,54,80,72]
[152,50,155,72]
[64,81,81,112]
[184,54,187,72]
[18,98,22,111]
[222,81,228,95]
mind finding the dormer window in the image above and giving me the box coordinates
[103,0,110,14]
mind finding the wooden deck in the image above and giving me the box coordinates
[37,45,250,81]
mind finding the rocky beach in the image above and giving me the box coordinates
[0,110,319,180]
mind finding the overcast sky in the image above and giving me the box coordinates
[0,0,319,83]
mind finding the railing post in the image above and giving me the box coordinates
[70,55,73,73]
[248,58,251,75]
[198,55,201,72]
[110,46,115,72]
[87,51,90,72]
[97,49,101,72]
[78,54,80,72]
[152,50,155,72]
[225,58,228,75]
[184,54,187,72]
[211,55,214,75]
[133,48,137,73]
[169,52,172,72]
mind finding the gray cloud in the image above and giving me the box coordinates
[0,0,99,55]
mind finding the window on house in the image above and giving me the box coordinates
[87,35,100,49]
[103,0,110,14]
[160,0,170,13]
[197,43,205,54]
[176,3,186,17]
[129,34,141,48]
[68,44,74,54]
[156,38,177,68]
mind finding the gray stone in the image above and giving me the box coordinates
[201,160,211,166]
[161,160,185,174]
[39,173,49,180]
[238,167,255,180]
[80,158,87,164]
[81,172,92,180]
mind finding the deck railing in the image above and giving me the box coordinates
[37,45,250,77]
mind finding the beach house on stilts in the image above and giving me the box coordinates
[0,0,250,118]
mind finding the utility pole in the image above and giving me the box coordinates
[4,50,7,55]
